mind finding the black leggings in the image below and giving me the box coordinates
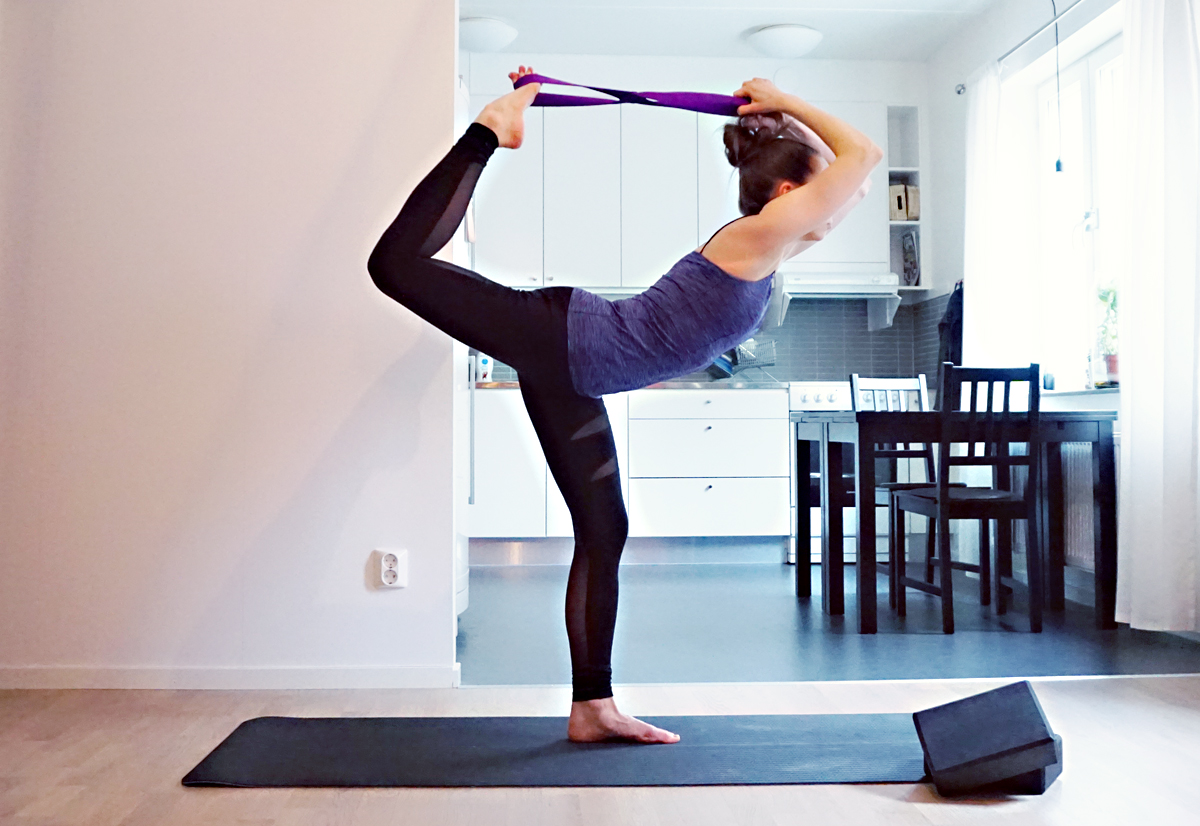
[367,123,626,702]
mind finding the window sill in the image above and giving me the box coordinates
[1043,387,1119,396]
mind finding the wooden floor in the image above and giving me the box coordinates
[3,675,1199,825]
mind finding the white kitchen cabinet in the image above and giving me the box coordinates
[698,103,891,269]
[697,113,742,243]
[628,387,788,419]
[470,388,791,539]
[544,106,622,288]
[468,389,546,538]
[785,101,890,267]
[629,477,791,537]
[471,97,543,287]
[621,107,699,288]
[629,418,790,478]
[626,388,791,537]
[547,393,630,537]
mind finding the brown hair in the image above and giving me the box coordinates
[723,113,819,215]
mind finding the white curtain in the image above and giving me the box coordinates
[1116,0,1200,630]
[961,64,1042,368]
[962,63,1006,366]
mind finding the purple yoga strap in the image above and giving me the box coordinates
[512,73,747,117]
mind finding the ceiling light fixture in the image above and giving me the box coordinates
[745,24,823,59]
[459,17,518,53]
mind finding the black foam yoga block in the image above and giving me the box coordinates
[979,734,1063,795]
[913,681,1059,796]
[924,734,1063,795]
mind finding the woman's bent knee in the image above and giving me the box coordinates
[367,247,419,300]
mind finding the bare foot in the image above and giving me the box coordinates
[475,65,540,149]
[567,698,680,744]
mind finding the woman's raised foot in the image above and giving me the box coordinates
[567,698,680,744]
[475,65,540,150]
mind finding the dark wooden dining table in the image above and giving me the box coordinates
[791,410,1118,634]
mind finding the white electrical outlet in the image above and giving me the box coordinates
[374,549,408,588]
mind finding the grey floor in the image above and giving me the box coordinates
[457,543,1200,686]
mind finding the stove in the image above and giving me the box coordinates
[788,381,853,412]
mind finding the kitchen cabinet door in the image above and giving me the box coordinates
[471,97,543,288]
[628,477,791,537]
[547,393,629,537]
[544,106,622,288]
[628,418,790,478]
[468,389,546,538]
[621,108,698,288]
[786,101,890,266]
[697,113,742,244]
[699,103,891,267]
[628,388,788,419]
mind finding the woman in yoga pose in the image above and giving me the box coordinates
[367,67,882,744]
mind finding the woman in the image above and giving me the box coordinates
[367,68,883,744]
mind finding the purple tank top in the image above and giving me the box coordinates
[566,251,773,398]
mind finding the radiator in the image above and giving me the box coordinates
[933,438,1119,573]
[1062,443,1095,570]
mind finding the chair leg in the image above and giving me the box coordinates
[1026,515,1044,633]
[887,497,898,610]
[938,509,954,634]
[924,516,936,583]
[896,507,907,617]
[979,519,991,606]
[995,519,1011,615]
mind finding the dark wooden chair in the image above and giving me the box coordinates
[893,363,1043,634]
[849,374,959,610]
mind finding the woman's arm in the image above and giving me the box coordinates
[702,79,883,281]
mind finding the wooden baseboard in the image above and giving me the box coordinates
[0,664,461,690]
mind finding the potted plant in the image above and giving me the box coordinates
[1098,287,1118,384]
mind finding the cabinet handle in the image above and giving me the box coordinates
[705,425,713,431]
[547,276,554,281]
[529,276,538,282]
[704,399,712,404]
[705,484,714,491]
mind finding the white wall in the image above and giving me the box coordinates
[0,0,464,688]
[925,0,1089,297]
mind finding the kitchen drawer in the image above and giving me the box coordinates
[628,389,787,419]
[628,477,790,537]
[629,418,789,478]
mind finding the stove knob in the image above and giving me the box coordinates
[814,393,823,403]
[829,391,838,404]
[799,394,809,403]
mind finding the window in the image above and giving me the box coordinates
[1034,35,1125,390]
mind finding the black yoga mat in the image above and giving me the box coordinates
[182,714,927,787]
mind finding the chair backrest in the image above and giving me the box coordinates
[937,362,1041,501]
[850,374,931,412]
[851,374,936,483]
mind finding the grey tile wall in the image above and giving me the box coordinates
[741,298,915,382]
[487,295,950,386]
[913,293,951,389]
[489,360,518,382]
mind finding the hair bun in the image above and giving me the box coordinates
[723,113,786,167]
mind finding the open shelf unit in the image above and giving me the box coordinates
[887,105,923,289]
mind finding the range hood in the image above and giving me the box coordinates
[778,268,902,331]
[592,266,903,330]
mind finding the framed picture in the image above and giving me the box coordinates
[901,229,920,286]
